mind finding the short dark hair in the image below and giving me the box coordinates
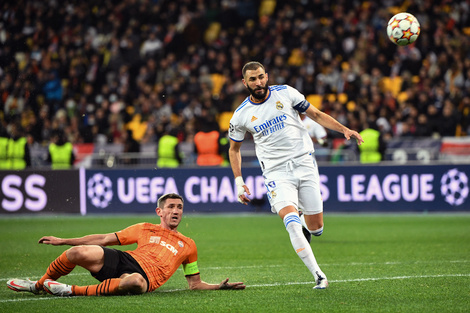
[157,193,184,208]
[242,61,265,78]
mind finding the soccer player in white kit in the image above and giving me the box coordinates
[228,62,364,289]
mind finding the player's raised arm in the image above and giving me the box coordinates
[186,274,245,290]
[38,233,119,246]
[304,105,364,145]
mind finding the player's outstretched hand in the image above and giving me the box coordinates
[235,178,251,205]
[237,185,251,205]
[218,278,246,290]
[38,236,65,245]
[238,185,251,205]
[344,129,364,145]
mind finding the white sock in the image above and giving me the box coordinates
[299,213,324,236]
[283,212,326,281]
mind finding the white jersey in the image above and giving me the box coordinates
[229,85,314,172]
[302,117,327,140]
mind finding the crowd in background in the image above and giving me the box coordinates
[1,0,470,164]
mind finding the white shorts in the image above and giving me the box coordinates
[263,152,323,215]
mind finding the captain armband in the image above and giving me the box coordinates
[293,100,310,113]
[183,261,200,276]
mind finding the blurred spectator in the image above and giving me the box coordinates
[438,101,459,136]
[179,132,197,166]
[194,114,224,166]
[157,128,181,168]
[358,122,386,163]
[7,122,31,170]
[426,105,441,136]
[414,114,433,137]
[140,32,163,59]
[122,129,140,165]
[46,129,75,169]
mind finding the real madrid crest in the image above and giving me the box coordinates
[276,101,284,110]
[270,191,277,199]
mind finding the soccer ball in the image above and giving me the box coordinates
[387,12,420,46]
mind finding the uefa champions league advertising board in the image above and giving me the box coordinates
[1,165,468,214]
[81,165,470,214]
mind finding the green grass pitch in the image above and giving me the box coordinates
[1,213,469,312]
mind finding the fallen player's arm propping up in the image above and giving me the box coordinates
[38,233,119,246]
[186,274,246,290]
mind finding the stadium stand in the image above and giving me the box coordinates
[0,0,469,168]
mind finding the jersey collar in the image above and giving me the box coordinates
[248,87,271,105]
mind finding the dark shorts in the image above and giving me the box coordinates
[92,247,149,291]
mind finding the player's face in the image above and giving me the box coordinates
[156,198,184,230]
[243,68,269,101]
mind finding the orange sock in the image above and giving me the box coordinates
[72,278,122,296]
[36,251,75,290]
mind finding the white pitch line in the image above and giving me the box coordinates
[246,273,470,288]
[158,273,470,292]
[1,297,69,303]
[1,259,468,282]
[2,273,468,302]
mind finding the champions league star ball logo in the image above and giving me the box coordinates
[440,168,469,206]
[87,173,113,208]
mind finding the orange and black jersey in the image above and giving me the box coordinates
[115,223,198,292]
